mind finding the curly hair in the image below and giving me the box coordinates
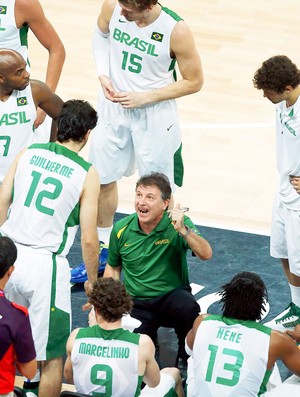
[253,55,300,93]
[220,272,267,321]
[136,172,172,200]
[0,236,17,279]
[118,0,158,11]
[89,278,133,323]
[57,99,98,143]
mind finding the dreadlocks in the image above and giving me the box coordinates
[220,272,267,321]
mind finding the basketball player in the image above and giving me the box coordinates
[0,0,65,129]
[0,49,63,184]
[71,0,204,283]
[64,277,184,397]
[0,99,100,397]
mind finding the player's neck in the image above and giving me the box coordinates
[97,319,122,330]
[57,140,86,154]
[136,4,161,27]
[0,87,13,102]
[286,85,300,107]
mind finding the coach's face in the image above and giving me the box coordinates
[135,184,169,229]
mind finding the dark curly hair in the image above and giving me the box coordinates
[118,0,158,11]
[0,236,17,279]
[136,172,172,200]
[89,278,133,323]
[253,55,300,93]
[57,99,98,143]
[220,272,267,321]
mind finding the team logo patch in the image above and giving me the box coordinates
[151,32,164,42]
[17,97,27,106]
[0,5,7,14]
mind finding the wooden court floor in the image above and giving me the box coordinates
[28,0,300,235]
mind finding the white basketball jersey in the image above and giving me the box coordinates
[276,96,300,209]
[109,4,182,92]
[192,315,272,397]
[0,84,36,182]
[1,142,91,256]
[0,0,29,63]
[72,326,142,397]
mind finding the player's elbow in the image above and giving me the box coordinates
[81,231,98,252]
[56,42,66,62]
[192,75,204,93]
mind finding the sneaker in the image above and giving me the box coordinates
[70,242,108,283]
[22,381,39,397]
[265,302,300,331]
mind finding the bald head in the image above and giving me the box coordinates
[0,49,25,73]
[0,48,30,93]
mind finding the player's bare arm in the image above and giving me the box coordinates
[16,0,65,127]
[268,330,300,374]
[80,167,100,296]
[186,314,206,350]
[0,150,25,225]
[64,329,80,383]
[139,334,160,388]
[16,0,65,93]
[30,80,63,116]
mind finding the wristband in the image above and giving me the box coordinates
[179,226,192,237]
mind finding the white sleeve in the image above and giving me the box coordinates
[92,27,110,77]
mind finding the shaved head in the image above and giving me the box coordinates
[0,49,25,73]
[0,48,30,93]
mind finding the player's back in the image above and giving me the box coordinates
[1,142,91,256]
[192,315,272,397]
[72,325,142,396]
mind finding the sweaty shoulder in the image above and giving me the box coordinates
[171,20,193,41]
[30,79,49,102]
[87,165,99,179]
[101,0,118,23]
[15,0,41,25]
[30,79,47,92]
[139,333,153,349]
[104,0,118,11]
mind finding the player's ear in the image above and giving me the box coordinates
[7,265,15,277]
